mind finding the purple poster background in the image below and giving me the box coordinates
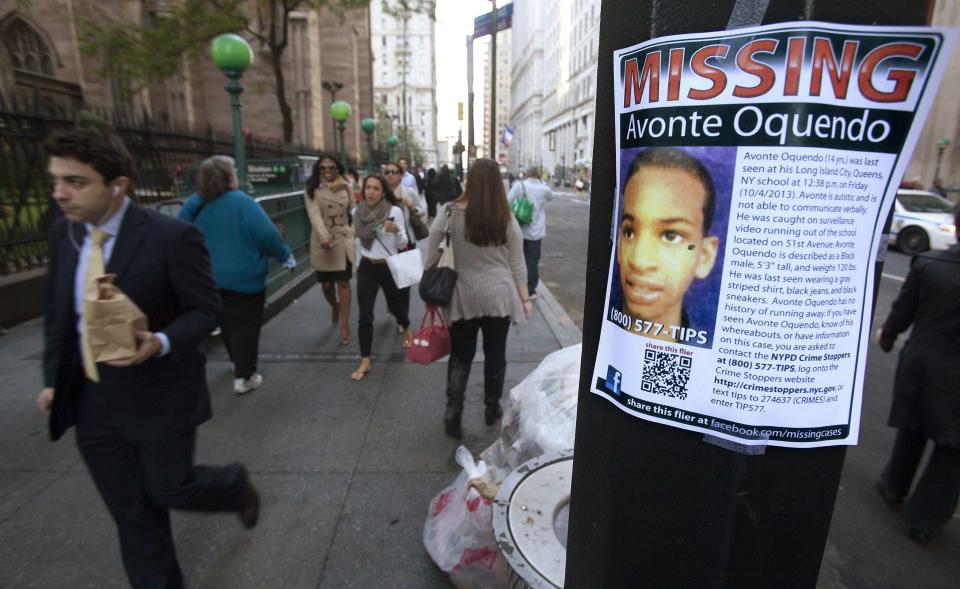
[610,145,737,348]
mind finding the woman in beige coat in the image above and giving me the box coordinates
[304,155,355,344]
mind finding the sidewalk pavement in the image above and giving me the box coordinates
[0,280,580,588]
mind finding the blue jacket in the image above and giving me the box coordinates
[179,190,292,293]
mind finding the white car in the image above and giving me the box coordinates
[889,190,956,255]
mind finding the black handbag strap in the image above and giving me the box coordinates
[191,198,210,221]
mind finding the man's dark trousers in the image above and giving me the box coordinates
[76,377,245,588]
[881,428,960,537]
[523,238,542,296]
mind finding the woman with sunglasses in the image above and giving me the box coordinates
[423,159,533,439]
[351,175,413,381]
[304,155,355,345]
[382,161,427,329]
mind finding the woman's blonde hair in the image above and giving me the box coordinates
[196,155,236,201]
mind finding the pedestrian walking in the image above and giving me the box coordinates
[433,164,463,206]
[425,167,438,218]
[507,165,554,299]
[39,125,259,588]
[384,161,425,231]
[423,159,532,439]
[383,161,427,328]
[179,155,295,394]
[875,211,960,543]
[305,155,355,345]
[351,174,413,381]
[398,157,422,201]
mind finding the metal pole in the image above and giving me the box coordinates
[366,133,374,176]
[935,146,945,181]
[402,15,410,161]
[565,1,930,588]
[337,121,347,172]
[467,35,475,168]
[225,72,247,186]
[489,1,497,160]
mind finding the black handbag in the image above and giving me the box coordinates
[419,206,457,305]
[408,207,430,240]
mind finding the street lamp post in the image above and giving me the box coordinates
[453,129,465,179]
[935,137,950,183]
[210,33,254,187]
[322,80,344,154]
[386,135,399,162]
[330,100,352,172]
[361,118,377,176]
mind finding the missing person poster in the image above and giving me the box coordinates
[591,22,957,447]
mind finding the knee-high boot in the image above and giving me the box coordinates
[483,366,506,426]
[445,358,472,439]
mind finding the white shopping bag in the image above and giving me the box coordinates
[386,248,423,289]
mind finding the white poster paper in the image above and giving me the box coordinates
[591,21,957,447]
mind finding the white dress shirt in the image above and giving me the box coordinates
[356,205,408,261]
[73,197,171,357]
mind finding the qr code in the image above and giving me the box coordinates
[641,349,692,400]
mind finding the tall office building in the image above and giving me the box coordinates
[511,0,599,182]
[509,0,545,171]
[370,1,439,166]
[481,28,512,162]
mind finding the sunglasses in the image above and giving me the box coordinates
[384,169,401,175]
[319,164,338,171]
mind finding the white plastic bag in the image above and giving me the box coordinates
[423,446,509,589]
[386,247,423,289]
[484,344,581,470]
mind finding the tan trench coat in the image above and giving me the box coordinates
[305,181,355,272]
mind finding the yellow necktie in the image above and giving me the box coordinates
[81,228,109,382]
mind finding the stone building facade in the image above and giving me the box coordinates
[511,0,599,183]
[370,1,438,167]
[0,0,374,157]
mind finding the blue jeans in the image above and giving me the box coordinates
[523,239,542,295]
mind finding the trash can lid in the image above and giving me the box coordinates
[493,451,573,589]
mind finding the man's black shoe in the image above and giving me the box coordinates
[239,475,260,529]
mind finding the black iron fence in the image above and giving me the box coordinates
[0,98,319,275]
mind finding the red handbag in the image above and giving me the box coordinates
[407,305,452,365]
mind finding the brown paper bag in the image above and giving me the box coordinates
[85,274,148,363]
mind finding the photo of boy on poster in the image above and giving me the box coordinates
[608,146,734,348]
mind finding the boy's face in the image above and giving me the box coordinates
[617,166,718,326]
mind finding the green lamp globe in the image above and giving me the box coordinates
[211,34,254,72]
[331,100,353,122]
[361,117,377,135]
[386,135,399,148]
[937,137,951,148]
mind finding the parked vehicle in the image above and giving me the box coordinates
[889,189,957,255]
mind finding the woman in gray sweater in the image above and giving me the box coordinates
[423,159,533,438]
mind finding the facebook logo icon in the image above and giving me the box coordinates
[605,366,622,396]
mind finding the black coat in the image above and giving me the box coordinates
[880,244,960,448]
[433,175,462,204]
[44,203,222,442]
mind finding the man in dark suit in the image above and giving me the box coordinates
[875,206,960,543]
[37,126,259,588]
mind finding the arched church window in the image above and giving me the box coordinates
[4,19,55,76]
